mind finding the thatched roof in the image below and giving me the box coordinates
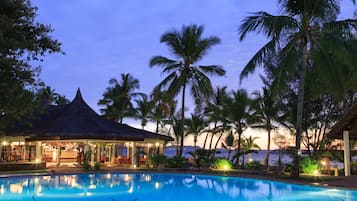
[328,101,357,139]
[7,89,173,142]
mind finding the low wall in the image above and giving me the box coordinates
[0,162,46,171]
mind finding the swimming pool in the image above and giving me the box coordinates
[0,173,356,201]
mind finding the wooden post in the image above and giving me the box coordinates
[56,142,61,167]
[131,142,137,167]
[35,141,41,163]
[343,130,351,176]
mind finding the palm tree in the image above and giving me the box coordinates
[98,73,141,123]
[241,136,261,166]
[150,24,225,157]
[249,82,281,169]
[225,89,251,166]
[203,86,228,150]
[134,94,153,129]
[238,0,357,177]
[185,114,207,150]
[221,130,236,160]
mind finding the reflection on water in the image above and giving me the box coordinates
[0,173,356,201]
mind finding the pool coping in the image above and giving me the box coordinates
[1,167,356,191]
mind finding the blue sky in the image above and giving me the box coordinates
[32,0,355,116]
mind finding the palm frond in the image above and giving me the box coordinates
[198,65,226,76]
[149,56,177,67]
[239,12,298,41]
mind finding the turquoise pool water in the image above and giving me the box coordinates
[0,173,356,201]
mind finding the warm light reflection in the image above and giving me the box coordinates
[145,175,151,182]
[34,177,39,184]
[124,174,131,182]
[155,182,160,189]
[10,184,22,194]
[106,173,111,179]
[0,185,4,194]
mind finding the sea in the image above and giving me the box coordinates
[164,146,354,168]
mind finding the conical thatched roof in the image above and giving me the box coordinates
[328,101,357,139]
[8,89,173,142]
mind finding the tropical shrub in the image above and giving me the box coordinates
[300,157,319,174]
[244,161,261,170]
[94,162,100,171]
[212,158,232,170]
[83,160,91,170]
[188,149,217,168]
[150,154,167,168]
[166,156,188,168]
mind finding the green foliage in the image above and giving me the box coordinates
[82,160,91,170]
[166,156,188,168]
[98,73,141,123]
[188,149,217,168]
[149,154,167,168]
[94,162,100,171]
[150,24,225,156]
[212,158,232,170]
[0,0,61,131]
[300,157,319,174]
[244,161,261,170]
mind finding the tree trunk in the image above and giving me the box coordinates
[194,136,197,151]
[156,120,159,133]
[291,42,308,178]
[202,126,210,149]
[209,122,217,150]
[214,132,224,150]
[263,128,271,169]
[179,84,186,157]
[235,126,242,167]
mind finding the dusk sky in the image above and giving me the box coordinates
[31,1,356,146]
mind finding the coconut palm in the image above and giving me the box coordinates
[221,130,236,160]
[240,136,261,166]
[98,73,141,123]
[185,114,207,150]
[225,89,251,166]
[238,0,357,176]
[203,86,228,150]
[150,24,225,157]
[249,81,281,169]
[134,94,154,129]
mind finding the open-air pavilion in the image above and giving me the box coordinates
[328,101,357,176]
[2,89,173,168]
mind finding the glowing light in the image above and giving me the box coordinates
[0,185,5,194]
[155,182,160,189]
[34,178,40,184]
[155,142,160,147]
[313,170,319,176]
[10,184,23,194]
[133,164,137,168]
[35,159,40,163]
[145,175,151,182]
[2,141,8,146]
[320,160,326,166]
[124,174,131,182]
[106,173,111,179]
[248,158,253,163]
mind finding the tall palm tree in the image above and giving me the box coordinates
[134,94,153,129]
[249,81,281,169]
[98,73,141,123]
[150,24,225,157]
[203,86,228,150]
[185,114,207,150]
[225,89,251,166]
[238,0,357,177]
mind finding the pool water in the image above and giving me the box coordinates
[0,173,356,201]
